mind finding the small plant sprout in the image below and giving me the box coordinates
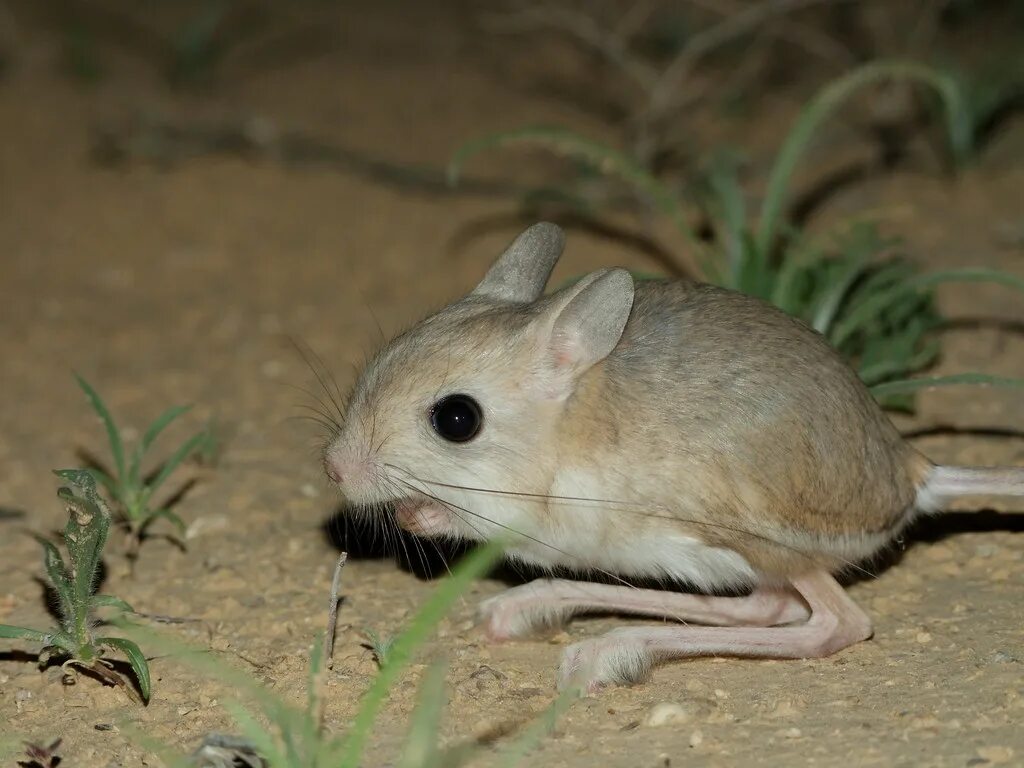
[74,373,208,557]
[361,628,395,669]
[0,469,151,703]
[192,415,231,468]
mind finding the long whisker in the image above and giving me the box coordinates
[381,476,432,577]
[303,337,351,413]
[395,477,646,591]
[279,379,337,408]
[288,336,348,426]
[379,475,455,580]
[399,482,493,548]
[279,381,344,432]
[386,465,872,580]
[293,403,342,432]
[286,413,341,438]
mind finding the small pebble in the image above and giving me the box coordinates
[976,746,1014,764]
[689,730,704,748]
[916,631,932,644]
[185,514,229,540]
[643,702,690,727]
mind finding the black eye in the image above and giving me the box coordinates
[430,394,483,443]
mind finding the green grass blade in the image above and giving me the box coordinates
[130,404,193,485]
[222,700,288,768]
[448,125,703,252]
[31,534,75,626]
[85,467,119,497]
[756,61,970,254]
[0,737,23,764]
[869,373,1024,399]
[54,466,105,490]
[766,240,818,315]
[857,339,940,387]
[335,542,505,767]
[809,256,873,334]
[116,724,192,768]
[306,633,326,716]
[45,630,79,653]
[500,686,580,767]
[832,268,1024,347]
[146,430,207,495]
[0,625,52,643]
[74,374,126,480]
[91,594,135,614]
[139,508,187,538]
[704,151,747,283]
[97,636,151,703]
[115,619,296,715]
[397,659,449,768]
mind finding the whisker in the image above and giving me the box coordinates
[279,381,344,432]
[293,402,342,429]
[395,478,645,592]
[359,290,387,345]
[288,336,348,426]
[385,465,871,580]
[303,337,351,413]
[381,476,454,580]
[286,413,341,438]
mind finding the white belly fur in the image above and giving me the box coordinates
[503,469,760,593]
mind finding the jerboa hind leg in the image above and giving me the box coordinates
[491,463,1024,692]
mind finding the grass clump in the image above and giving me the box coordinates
[124,542,577,767]
[0,469,151,703]
[450,61,1024,409]
[75,374,207,558]
[362,628,396,669]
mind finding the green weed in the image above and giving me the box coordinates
[362,628,395,669]
[168,0,232,87]
[121,542,577,766]
[75,374,207,558]
[0,470,150,703]
[191,415,231,469]
[931,56,1024,165]
[449,61,1024,409]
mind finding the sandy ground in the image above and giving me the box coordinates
[1,2,1022,766]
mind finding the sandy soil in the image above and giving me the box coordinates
[1,2,1022,766]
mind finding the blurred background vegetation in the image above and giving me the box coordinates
[7,1,1023,410]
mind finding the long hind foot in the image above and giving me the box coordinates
[478,578,810,641]
[555,570,872,694]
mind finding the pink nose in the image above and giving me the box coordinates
[325,451,371,488]
[324,453,346,485]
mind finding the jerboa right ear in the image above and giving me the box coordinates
[470,222,565,303]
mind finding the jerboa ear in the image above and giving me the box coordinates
[540,268,634,381]
[471,222,566,303]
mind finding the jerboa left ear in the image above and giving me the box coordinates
[471,222,565,303]
[537,268,635,380]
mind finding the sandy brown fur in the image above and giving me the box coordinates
[560,279,931,577]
